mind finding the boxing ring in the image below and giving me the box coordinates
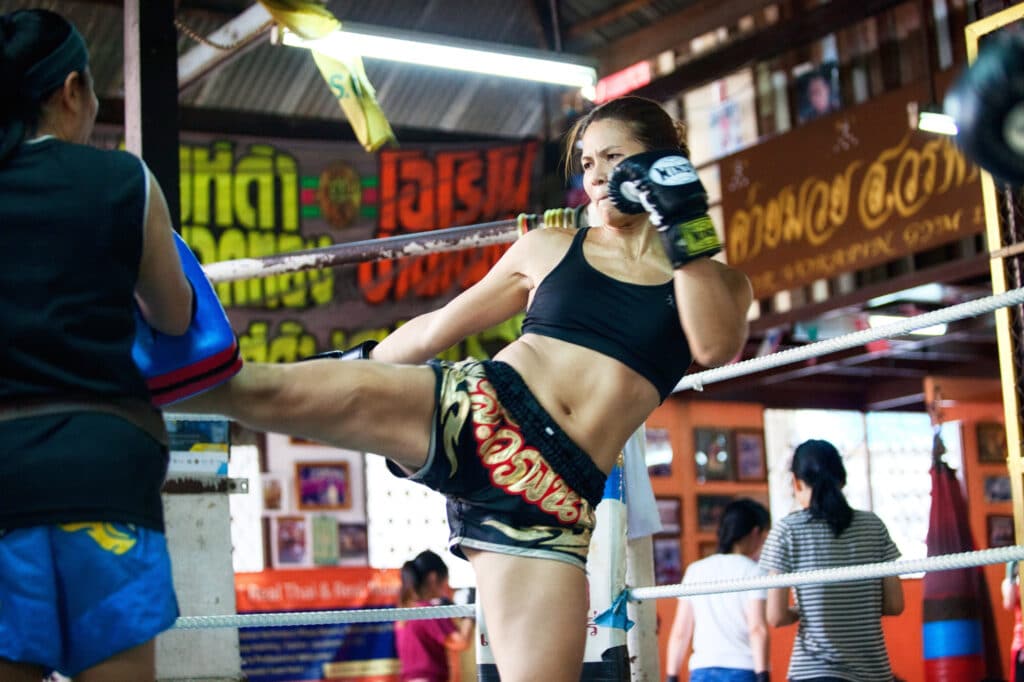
[162,194,1024,681]
[145,6,1024,680]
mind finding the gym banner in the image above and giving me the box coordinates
[235,567,401,682]
[93,126,538,362]
[719,78,985,300]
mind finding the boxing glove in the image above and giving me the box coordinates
[132,233,242,406]
[303,340,378,361]
[608,150,722,268]
[944,32,1024,186]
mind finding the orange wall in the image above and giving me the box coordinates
[647,398,768,680]
[648,394,1015,682]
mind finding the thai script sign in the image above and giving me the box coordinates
[720,81,984,300]
[94,127,538,362]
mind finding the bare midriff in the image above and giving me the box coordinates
[493,333,660,474]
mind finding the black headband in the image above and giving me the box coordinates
[24,23,88,101]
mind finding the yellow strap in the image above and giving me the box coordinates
[259,0,396,152]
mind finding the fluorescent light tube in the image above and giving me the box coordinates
[918,111,958,136]
[281,27,597,90]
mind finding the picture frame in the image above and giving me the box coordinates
[273,515,309,567]
[645,427,673,478]
[696,494,734,533]
[260,473,288,514]
[652,537,684,586]
[976,422,1008,464]
[734,430,767,482]
[655,496,682,535]
[311,515,340,566]
[337,524,370,565]
[984,475,1013,504]
[795,60,841,123]
[694,427,734,483]
[988,514,1016,548]
[295,461,352,511]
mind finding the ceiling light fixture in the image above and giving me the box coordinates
[917,107,958,136]
[279,24,598,94]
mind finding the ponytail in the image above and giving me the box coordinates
[399,560,420,608]
[398,550,449,607]
[809,475,853,537]
[792,439,853,537]
[0,9,85,164]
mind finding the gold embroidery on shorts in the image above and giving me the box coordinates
[467,374,592,526]
[59,522,137,555]
[481,518,593,560]
[437,360,489,479]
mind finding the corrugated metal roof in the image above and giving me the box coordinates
[0,0,717,138]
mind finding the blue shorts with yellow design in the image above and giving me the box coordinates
[387,359,607,569]
[0,522,179,676]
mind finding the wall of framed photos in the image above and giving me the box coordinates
[644,397,768,665]
[646,399,768,575]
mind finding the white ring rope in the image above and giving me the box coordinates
[630,545,1024,602]
[174,546,1024,629]
[174,601,474,630]
[674,286,1024,393]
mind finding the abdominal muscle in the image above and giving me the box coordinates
[492,333,660,474]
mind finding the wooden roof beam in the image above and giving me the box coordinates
[590,0,778,75]
[630,0,906,102]
[568,0,659,40]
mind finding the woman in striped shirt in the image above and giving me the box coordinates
[759,439,904,681]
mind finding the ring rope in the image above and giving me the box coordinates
[172,546,1024,630]
[174,602,474,631]
[629,545,1024,602]
[202,208,583,284]
[674,286,1024,393]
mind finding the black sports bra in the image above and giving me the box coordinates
[521,227,692,400]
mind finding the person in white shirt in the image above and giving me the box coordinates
[665,498,771,682]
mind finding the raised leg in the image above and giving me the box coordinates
[466,549,588,682]
[176,359,437,471]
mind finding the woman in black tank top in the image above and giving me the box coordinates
[179,96,752,682]
[0,9,193,681]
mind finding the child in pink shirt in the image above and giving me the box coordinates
[395,551,473,682]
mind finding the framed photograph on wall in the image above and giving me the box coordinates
[653,537,684,586]
[655,496,682,535]
[338,524,370,565]
[273,516,309,567]
[645,427,674,478]
[295,461,352,511]
[697,494,734,533]
[988,514,1016,548]
[734,430,767,482]
[694,427,733,482]
[984,475,1013,504]
[260,473,288,514]
[977,422,1008,464]
[795,61,842,123]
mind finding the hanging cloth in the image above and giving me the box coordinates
[259,0,396,151]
